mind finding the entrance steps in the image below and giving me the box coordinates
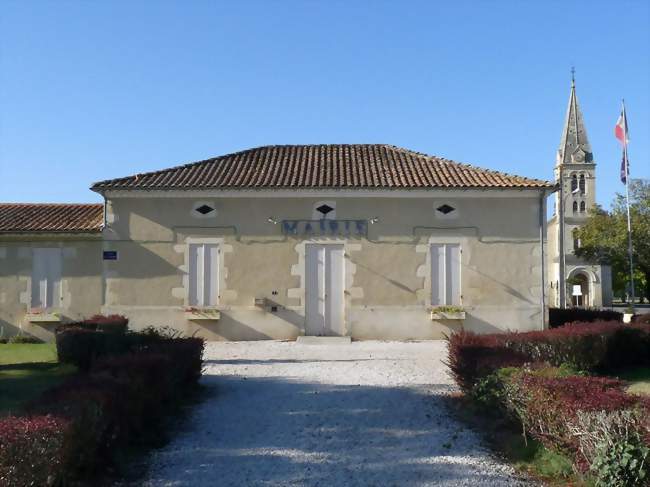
[296,336,352,345]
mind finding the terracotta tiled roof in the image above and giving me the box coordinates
[0,203,103,233]
[91,144,553,191]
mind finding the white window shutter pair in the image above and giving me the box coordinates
[31,248,62,308]
[430,244,461,306]
[188,244,219,307]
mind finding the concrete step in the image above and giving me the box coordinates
[296,336,352,345]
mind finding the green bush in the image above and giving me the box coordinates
[579,410,650,487]
[591,435,648,487]
[8,334,42,344]
[549,307,623,328]
[55,327,130,371]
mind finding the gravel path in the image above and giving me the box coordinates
[143,340,530,486]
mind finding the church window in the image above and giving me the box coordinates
[579,174,586,194]
[572,201,578,213]
[573,230,581,250]
[571,175,578,192]
[580,201,586,212]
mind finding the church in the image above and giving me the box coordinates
[0,81,611,341]
[547,77,613,308]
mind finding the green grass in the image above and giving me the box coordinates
[615,366,650,396]
[0,343,75,416]
[447,395,588,486]
[0,343,58,365]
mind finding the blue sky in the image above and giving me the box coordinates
[1,1,648,208]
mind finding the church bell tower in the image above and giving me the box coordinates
[548,73,612,308]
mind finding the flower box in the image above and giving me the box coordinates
[430,310,466,321]
[184,308,221,321]
[26,311,62,323]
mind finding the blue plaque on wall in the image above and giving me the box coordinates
[103,250,118,261]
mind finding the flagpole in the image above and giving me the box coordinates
[622,100,635,312]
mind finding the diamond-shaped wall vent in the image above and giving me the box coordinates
[436,204,455,215]
[316,204,334,216]
[195,205,215,215]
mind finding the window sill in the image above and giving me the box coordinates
[184,308,221,321]
[430,311,466,321]
[26,312,63,323]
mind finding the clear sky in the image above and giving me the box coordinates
[1,0,648,208]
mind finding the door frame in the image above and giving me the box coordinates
[302,240,348,336]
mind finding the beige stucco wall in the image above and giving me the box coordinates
[96,192,548,340]
[0,236,103,341]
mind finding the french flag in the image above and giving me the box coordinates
[615,106,629,183]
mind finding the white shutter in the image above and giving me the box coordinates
[430,244,445,306]
[447,244,461,305]
[431,243,461,306]
[188,243,219,307]
[31,250,47,308]
[31,248,62,308]
[188,244,201,306]
[205,244,219,306]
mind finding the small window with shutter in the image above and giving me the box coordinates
[31,248,62,309]
[188,243,220,307]
[430,243,461,306]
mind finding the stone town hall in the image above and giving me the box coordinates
[1,78,613,342]
[547,78,613,308]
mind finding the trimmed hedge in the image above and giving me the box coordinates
[0,415,69,487]
[549,307,623,328]
[447,321,650,393]
[634,313,650,325]
[1,324,205,486]
[448,322,650,485]
[484,367,650,483]
[7,335,42,344]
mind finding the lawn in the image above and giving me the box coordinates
[616,366,650,396]
[0,343,76,416]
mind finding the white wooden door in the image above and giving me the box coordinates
[305,244,344,336]
[31,248,62,309]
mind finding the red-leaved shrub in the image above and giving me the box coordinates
[446,331,528,393]
[447,321,650,390]
[634,313,650,325]
[0,415,69,487]
[501,371,649,471]
[26,326,205,483]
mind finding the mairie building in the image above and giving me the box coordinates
[1,80,613,342]
[1,144,555,341]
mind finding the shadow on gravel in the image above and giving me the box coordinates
[203,358,376,365]
[144,372,520,486]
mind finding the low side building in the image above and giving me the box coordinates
[0,204,103,341]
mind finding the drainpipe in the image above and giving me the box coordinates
[539,190,548,329]
[101,194,108,230]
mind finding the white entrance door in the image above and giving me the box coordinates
[31,248,62,309]
[305,244,344,336]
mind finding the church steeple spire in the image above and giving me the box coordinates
[557,73,593,166]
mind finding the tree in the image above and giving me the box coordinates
[575,179,650,303]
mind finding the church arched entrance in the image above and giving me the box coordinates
[571,273,590,307]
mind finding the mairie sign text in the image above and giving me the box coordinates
[282,219,368,237]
